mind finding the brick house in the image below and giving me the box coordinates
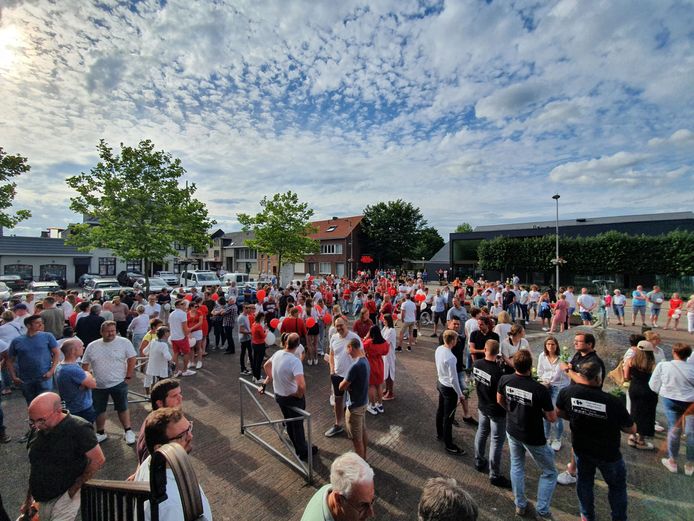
[303,216,364,279]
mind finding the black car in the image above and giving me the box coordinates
[40,272,67,289]
[0,275,27,292]
[117,270,143,287]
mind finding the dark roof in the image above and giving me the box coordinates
[0,236,91,256]
[222,231,255,248]
[310,216,363,240]
[426,242,449,263]
[473,211,694,232]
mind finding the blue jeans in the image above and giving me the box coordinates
[543,385,565,441]
[507,434,558,516]
[475,411,506,478]
[575,452,627,521]
[0,399,5,434]
[20,378,54,405]
[661,397,694,462]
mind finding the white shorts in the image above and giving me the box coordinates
[191,330,203,341]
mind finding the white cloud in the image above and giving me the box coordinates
[649,129,694,147]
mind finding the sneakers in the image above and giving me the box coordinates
[324,425,344,437]
[376,403,384,414]
[535,511,554,520]
[96,432,108,443]
[174,370,183,377]
[0,432,11,443]
[515,505,527,517]
[195,361,203,369]
[367,404,379,415]
[241,369,252,375]
[445,445,466,455]
[557,470,577,485]
[463,416,479,426]
[654,422,665,433]
[550,439,562,452]
[124,429,136,445]
[490,475,512,489]
[395,346,403,352]
[181,369,197,377]
[661,458,678,473]
[685,464,693,476]
[406,346,412,351]
[187,362,195,369]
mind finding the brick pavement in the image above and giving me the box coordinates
[0,319,692,520]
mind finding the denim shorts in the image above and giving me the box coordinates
[580,311,593,321]
[92,381,129,414]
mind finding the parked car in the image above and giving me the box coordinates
[236,286,257,305]
[78,273,102,288]
[40,272,67,289]
[221,272,251,286]
[23,281,62,299]
[133,277,172,294]
[0,282,10,302]
[179,270,222,289]
[0,275,27,292]
[155,271,179,285]
[117,270,143,287]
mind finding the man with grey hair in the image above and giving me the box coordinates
[418,477,478,521]
[301,452,375,520]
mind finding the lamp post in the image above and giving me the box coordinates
[552,194,560,288]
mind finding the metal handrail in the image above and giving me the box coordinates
[239,377,314,483]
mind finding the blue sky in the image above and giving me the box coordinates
[1,0,692,238]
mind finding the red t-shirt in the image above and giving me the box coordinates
[251,322,266,344]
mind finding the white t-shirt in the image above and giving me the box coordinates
[0,338,8,355]
[528,290,540,303]
[613,294,627,306]
[330,331,360,377]
[82,337,137,388]
[500,338,529,360]
[168,309,187,341]
[61,301,73,320]
[563,291,577,308]
[464,318,479,340]
[0,321,22,344]
[270,350,304,396]
[144,340,172,378]
[401,300,417,323]
[144,303,161,317]
[135,455,212,521]
[577,294,596,312]
[493,323,512,339]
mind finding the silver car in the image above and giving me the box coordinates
[0,282,10,302]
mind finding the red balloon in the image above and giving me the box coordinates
[306,317,316,328]
[256,289,266,301]
[323,313,332,325]
[415,294,425,302]
[270,318,279,329]
[295,305,303,314]
[389,288,396,297]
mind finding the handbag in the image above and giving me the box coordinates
[608,359,626,386]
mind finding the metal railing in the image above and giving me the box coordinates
[81,443,204,521]
[239,377,314,483]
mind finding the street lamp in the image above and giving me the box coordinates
[552,194,560,288]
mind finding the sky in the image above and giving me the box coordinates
[1,0,693,239]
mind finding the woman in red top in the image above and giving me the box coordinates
[353,308,373,339]
[195,297,210,358]
[280,306,307,338]
[187,302,204,369]
[250,311,267,382]
[363,325,390,415]
[665,292,683,330]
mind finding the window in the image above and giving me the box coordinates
[39,264,67,280]
[326,225,337,232]
[335,263,345,277]
[320,243,343,254]
[173,242,186,251]
[236,248,257,261]
[4,264,33,279]
[307,263,318,275]
[98,257,116,276]
[319,262,331,274]
[126,260,142,272]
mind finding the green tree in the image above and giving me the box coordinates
[412,226,445,260]
[455,222,473,233]
[66,139,215,293]
[361,199,428,267]
[0,147,32,228]
[237,191,318,285]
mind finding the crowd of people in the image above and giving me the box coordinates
[0,271,692,520]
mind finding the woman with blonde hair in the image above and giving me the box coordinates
[664,292,683,331]
[493,311,512,339]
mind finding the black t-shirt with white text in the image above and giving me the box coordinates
[469,330,500,361]
[474,359,512,417]
[498,373,553,445]
[556,384,633,462]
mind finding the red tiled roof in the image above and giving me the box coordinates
[310,215,363,240]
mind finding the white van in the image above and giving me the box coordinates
[179,270,222,289]
[222,272,251,286]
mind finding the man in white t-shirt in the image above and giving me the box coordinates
[168,300,195,377]
[325,318,360,438]
[260,333,316,461]
[398,294,417,351]
[136,408,212,520]
[81,321,137,444]
[143,295,161,319]
[563,286,577,329]
[576,288,596,326]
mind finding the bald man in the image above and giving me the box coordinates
[22,392,105,520]
[55,338,97,424]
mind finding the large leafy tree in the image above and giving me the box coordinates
[362,199,428,267]
[66,139,215,292]
[0,147,32,228]
[455,222,473,233]
[237,191,318,285]
[412,226,445,260]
